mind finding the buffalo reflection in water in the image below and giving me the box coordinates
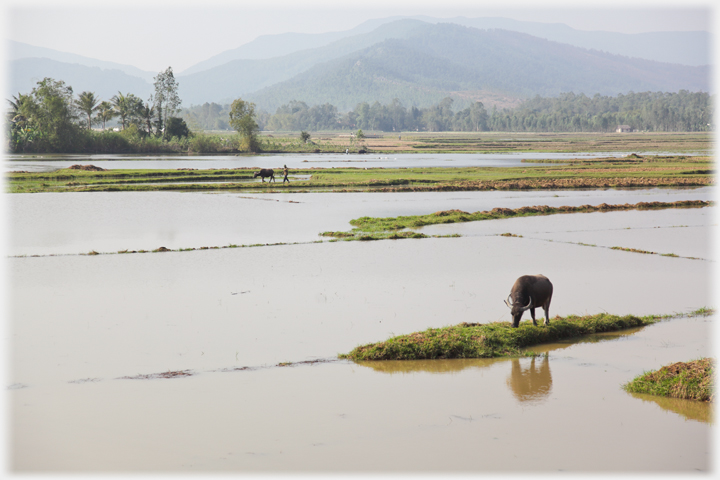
[352,330,651,404]
[354,355,554,404]
[506,356,552,403]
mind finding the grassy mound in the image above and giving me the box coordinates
[623,358,714,402]
[340,313,659,361]
[331,200,712,237]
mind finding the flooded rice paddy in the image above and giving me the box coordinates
[8,186,714,257]
[5,177,717,472]
[5,151,640,172]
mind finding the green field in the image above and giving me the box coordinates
[6,154,713,194]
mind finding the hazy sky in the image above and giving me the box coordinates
[2,0,715,73]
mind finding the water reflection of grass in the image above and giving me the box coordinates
[354,328,647,374]
[627,392,713,424]
[340,310,714,361]
[356,357,509,374]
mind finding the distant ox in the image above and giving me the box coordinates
[504,275,553,328]
[254,168,275,182]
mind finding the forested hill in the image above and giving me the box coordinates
[6,20,711,114]
[176,19,429,106]
[178,17,401,75]
[245,23,709,112]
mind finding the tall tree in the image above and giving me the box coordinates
[7,94,27,122]
[111,92,142,130]
[111,92,131,130]
[6,78,81,152]
[30,78,78,150]
[153,67,181,138]
[75,91,100,129]
[138,98,155,135]
[96,101,116,130]
[229,98,259,152]
[7,93,36,152]
[469,101,488,132]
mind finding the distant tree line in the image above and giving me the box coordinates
[182,90,713,134]
[6,69,191,153]
[5,71,267,154]
[491,91,713,133]
[6,76,713,154]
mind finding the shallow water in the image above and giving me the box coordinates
[10,315,713,472]
[9,231,713,382]
[420,207,717,261]
[8,186,715,256]
[8,237,713,472]
[5,151,636,172]
[6,186,716,472]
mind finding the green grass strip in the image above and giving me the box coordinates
[623,358,714,402]
[339,310,713,361]
[321,200,712,239]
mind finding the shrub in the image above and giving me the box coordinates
[188,134,219,153]
[166,117,190,138]
[88,130,132,153]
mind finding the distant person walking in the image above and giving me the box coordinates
[283,165,289,184]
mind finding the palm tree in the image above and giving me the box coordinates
[7,94,27,123]
[111,92,131,130]
[96,101,116,130]
[138,99,155,135]
[75,91,100,129]
[112,92,143,130]
[7,95,22,118]
[7,94,37,152]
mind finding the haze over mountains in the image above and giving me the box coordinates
[6,16,712,112]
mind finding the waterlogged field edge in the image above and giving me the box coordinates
[339,309,715,361]
[321,199,713,240]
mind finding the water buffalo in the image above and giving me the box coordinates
[254,168,275,182]
[504,274,553,328]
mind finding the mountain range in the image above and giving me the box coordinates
[6,16,712,112]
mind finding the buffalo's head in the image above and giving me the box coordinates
[504,295,533,328]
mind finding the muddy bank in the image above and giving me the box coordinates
[351,176,714,193]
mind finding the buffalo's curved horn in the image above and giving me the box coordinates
[520,296,534,312]
[504,295,513,308]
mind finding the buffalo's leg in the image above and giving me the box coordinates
[530,308,538,326]
[544,301,551,325]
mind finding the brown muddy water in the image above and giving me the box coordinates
[5,187,718,473]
